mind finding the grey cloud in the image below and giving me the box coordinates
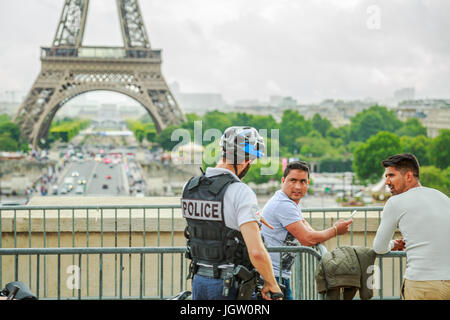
[0,0,449,103]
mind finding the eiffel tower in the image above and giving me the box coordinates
[15,0,186,149]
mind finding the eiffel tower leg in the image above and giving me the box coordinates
[137,70,186,128]
[15,70,60,149]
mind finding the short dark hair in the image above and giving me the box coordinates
[381,153,420,178]
[283,161,310,179]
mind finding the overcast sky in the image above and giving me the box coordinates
[1,0,449,104]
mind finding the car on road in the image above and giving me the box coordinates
[78,177,87,185]
[106,175,111,180]
[71,171,79,177]
[64,177,74,185]
[52,185,58,195]
[102,184,108,189]
[0,201,23,206]
[75,185,85,195]
[60,186,69,194]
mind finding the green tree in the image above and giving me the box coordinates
[202,110,233,133]
[0,121,21,142]
[243,159,283,184]
[312,113,332,137]
[395,118,427,137]
[349,106,402,142]
[428,129,450,169]
[353,131,402,183]
[279,110,312,153]
[155,125,186,151]
[0,134,19,151]
[0,114,12,123]
[400,135,430,166]
[319,157,353,173]
[229,112,254,127]
[420,166,450,196]
[295,131,335,158]
[249,114,278,131]
[50,119,90,143]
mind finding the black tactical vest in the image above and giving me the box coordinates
[181,172,252,277]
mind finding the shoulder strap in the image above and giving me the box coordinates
[208,174,237,195]
[187,176,201,191]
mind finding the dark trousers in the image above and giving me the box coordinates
[192,274,237,300]
[275,276,293,300]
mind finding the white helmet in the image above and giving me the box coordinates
[220,126,265,163]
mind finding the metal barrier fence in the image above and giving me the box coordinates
[0,204,184,249]
[301,206,384,247]
[1,204,406,300]
[0,246,405,300]
[0,204,384,249]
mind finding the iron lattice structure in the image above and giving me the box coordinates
[15,0,185,148]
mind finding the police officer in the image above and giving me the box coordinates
[181,126,282,300]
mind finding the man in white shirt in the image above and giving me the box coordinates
[373,153,450,300]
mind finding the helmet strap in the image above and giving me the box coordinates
[233,152,238,177]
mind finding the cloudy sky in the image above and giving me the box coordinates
[0,0,449,104]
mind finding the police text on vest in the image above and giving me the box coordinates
[182,199,222,221]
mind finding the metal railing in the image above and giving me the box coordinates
[0,245,405,300]
[41,46,162,60]
[1,204,406,300]
[301,206,384,247]
[0,204,384,250]
[0,246,186,300]
[0,204,182,249]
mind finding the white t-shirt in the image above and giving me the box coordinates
[203,167,259,230]
[373,186,450,281]
[260,190,303,278]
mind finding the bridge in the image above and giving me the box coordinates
[0,202,407,300]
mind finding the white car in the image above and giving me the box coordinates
[64,177,74,185]
[75,185,85,195]
[71,171,80,177]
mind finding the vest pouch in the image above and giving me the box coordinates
[189,223,222,241]
[225,230,252,268]
[191,239,227,263]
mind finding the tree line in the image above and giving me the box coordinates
[129,106,449,194]
[0,115,90,151]
[0,114,28,152]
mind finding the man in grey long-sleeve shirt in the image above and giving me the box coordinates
[373,153,450,300]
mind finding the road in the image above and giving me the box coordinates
[56,159,127,196]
